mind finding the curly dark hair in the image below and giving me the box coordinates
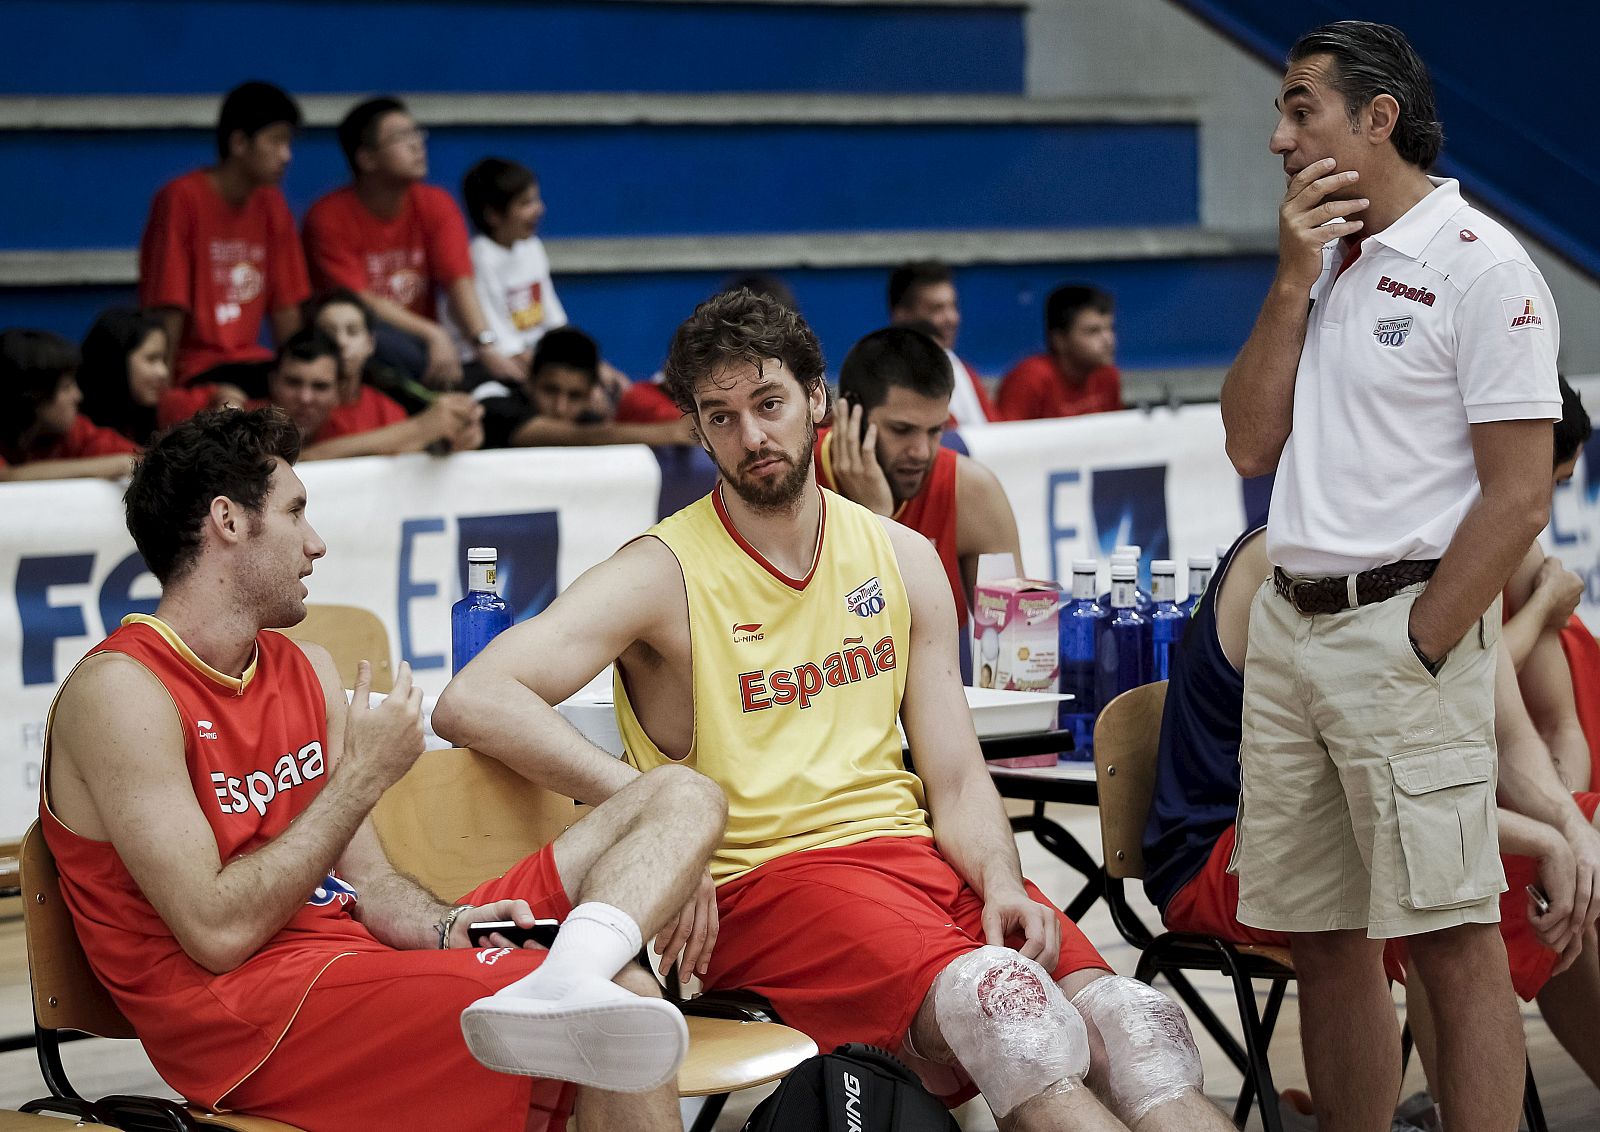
[662,288,826,415]
[125,407,301,584]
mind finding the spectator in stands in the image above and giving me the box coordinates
[0,328,136,480]
[306,289,421,431]
[474,327,690,449]
[42,406,724,1130]
[819,326,1020,624]
[301,97,522,390]
[457,158,567,373]
[77,308,247,443]
[617,275,793,426]
[138,81,310,398]
[887,260,994,427]
[263,329,483,459]
[997,284,1121,420]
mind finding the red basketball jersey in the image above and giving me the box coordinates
[41,616,386,1108]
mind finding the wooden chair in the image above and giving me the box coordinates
[276,604,393,694]
[19,823,305,1131]
[372,748,817,1132]
[1092,682,1293,1132]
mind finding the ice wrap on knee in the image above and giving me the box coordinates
[1071,975,1203,1124]
[930,946,1089,1118]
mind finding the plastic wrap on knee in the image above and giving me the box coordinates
[931,945,1090,1117]
[1071,975,1204,1125]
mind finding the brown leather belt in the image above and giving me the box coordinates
[1272,560,1438,616]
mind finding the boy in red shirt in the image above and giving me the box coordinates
[302,98,522,392]
[998,284,1122,420]
[138,82,310,398]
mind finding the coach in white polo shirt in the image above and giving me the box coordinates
[1222,21,1562,1132]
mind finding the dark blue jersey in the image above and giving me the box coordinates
[1141,527,1261,912]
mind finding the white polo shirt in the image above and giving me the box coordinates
[1267,178,1560,576]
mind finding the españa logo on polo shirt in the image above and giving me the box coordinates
[1503,296,1544,331]
[1375,275,1436,306]
[738,633,897,712]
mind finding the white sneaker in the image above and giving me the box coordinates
[460,979,689,1092]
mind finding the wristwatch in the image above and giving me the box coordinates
[475,329,498,349]
[1408,635,1444,677]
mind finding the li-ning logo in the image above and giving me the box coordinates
[1376,275,1436,306]
[731,622,765,644]
[845,576,886,618]
[840,1070,863,1132]
[1503,296,1544,331]
[196,719,218,740]
[1373,316,1413,348]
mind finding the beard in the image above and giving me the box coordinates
[716,415,816,514]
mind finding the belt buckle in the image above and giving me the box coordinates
[1290,578,1323,615]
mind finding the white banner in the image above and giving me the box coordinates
[0,446,662,840]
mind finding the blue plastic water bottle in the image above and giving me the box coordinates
[1097,559,1151,707]
[1059,559,1108,760]
[451,547,513,673]
[1149,559,1188,681]
[1097,545,1153,615]
[1179,554,1214,618]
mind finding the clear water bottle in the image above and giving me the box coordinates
[452,547,513,673]
[1097,560,1151,708]
[1097,547,1152,615]
[1179,554,1215,618]
[1058,559,1107,761]
[1149,559,1187,681]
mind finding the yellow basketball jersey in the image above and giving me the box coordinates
[616,485,932,884]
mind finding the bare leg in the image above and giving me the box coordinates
[905,967,1129,1132]
[1407,923,1523,1132]
[567,966,686,1131]
[1293,929,1401,1132]
[1402,960,1442,1097]
[550,764,727,937]
[1535,945,1600,1088]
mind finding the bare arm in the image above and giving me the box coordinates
[434,537,684,804]
[48,649,424,973]
[360,291,462,389]
[954,454,1022,607]
[301,394,482,460]
[269,305,302,346]
[444,277,524,384]
[1518,631,1592,792]
[508,414,693,448]
[1221,158,1366,477]
[887,520,1058,963]
[1503,549,1584,671]
[1408,419,1552,663]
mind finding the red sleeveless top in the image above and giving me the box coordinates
[1559,615,1600,787]
[815,428,964,623]
[41,617,386,1108]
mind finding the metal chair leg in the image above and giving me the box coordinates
[688,1093,728,1132]
[1205,943,1282,1132]
[1522,1056,1548,1132]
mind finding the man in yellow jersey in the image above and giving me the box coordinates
[437,290,1231,1131]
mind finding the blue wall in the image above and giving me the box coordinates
[3,0,1026,95]
[1176,0,1598,278]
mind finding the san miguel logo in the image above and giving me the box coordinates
[1375,275,1436,306]
[739,634,897,712]
[732,622,765,644]
[1373,316,1413,348]
[845,576,886,618]
[1503,296,1544,331]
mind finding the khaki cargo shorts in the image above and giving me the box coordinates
[1232,580,1505,939]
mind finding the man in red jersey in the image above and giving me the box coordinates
[997,284,1122,421]
[139,82,311,397]
[820,326,1021,623]
[302,97,523,391]
[42,407,725,1130]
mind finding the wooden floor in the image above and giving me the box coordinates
[0,806,1595,1129]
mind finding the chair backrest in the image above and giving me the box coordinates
[19,821,139,1039]
[1092,681,1169,882]
[370,748,578,902]
[277,604,394,694]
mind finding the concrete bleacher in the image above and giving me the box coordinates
[0,0,1273,394]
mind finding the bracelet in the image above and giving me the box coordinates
[436,904,471,949]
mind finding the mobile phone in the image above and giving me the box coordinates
[1526,884,1551,916]
[468,919,561,949]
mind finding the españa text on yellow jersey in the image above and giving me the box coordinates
[615,485,932,884]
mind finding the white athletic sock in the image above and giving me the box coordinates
[495,902,643,1002]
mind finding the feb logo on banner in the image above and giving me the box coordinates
[1091,465,1170,586]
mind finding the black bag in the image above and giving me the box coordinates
[742,1043,962,1132]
